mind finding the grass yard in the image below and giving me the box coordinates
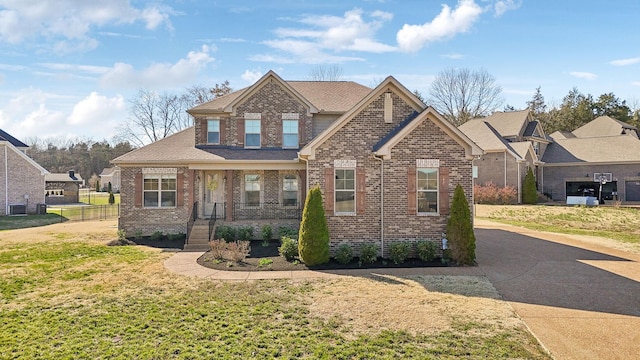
[0,220,549,359]
[476,204,640,246]
[78,192,120,205]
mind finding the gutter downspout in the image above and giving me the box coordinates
[517,161,522,204]
[504,151,507,188]
[373,155,384,256]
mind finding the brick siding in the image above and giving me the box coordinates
[0,144,46,215]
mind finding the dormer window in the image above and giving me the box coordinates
[207,119,220,144]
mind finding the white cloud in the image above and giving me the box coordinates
[493,0,521,17]
[100,45,215,88]
[68,92,124,126]
[39,63,110,75]
[441,53,465,59]
[241,70,263,83]
[397,0,483,52]
[609,57,640,66]
[0,1,173,51]
[632,81,640,86]
[569,71,597,80]
[0,88,125,140]
[258,8,394,64]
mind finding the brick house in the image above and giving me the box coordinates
[458,110,547,202]
[45,170,84,205]
[0,129,48,215]
[113,71,482,255]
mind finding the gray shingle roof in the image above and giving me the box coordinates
[45,173,83,182]
[458,119,513,152]
[0,129,28,148]
[542,135,640,163]
[195,146,300,161]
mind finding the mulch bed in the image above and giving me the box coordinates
[196,241,447,271]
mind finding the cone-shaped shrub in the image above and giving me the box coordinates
[446,185,476,265]
[522,167,537,204]
[298,185,330,266]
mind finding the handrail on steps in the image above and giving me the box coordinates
[186,201,198,245]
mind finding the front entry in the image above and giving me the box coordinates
[204,171,225,218]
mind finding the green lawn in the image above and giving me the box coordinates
[79,192,120,205]
[477,205,640,244]
[0,214,64,230]
[0,222,549,359]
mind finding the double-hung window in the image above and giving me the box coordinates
[282,174,298,206]
[335,169,355,214]
[207,119,220,144]
[144,174,177,208]
[244,174,261,207]
[282,120,298,148]
[245,119,261,148]
[417,168,438,214]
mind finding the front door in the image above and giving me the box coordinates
[204,171,225,218]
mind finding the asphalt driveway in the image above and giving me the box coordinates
[473,220,640,360]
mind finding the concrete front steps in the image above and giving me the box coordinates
[184,219,214,252]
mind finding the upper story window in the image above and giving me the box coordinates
[144,174,176,208]
[335,168,355,214]
[533,141,540,156]
[282,120,299,148]
[207,119,220,144]
[245,119,261,148]
[417,168,438,214]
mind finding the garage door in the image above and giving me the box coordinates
[625,181,640,201]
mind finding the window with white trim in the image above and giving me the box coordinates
[244,174,261,206]
[282,174,298,206]
[335,169,355,214]
[207,119,220,144]
[282,120,298,148]
[417,168,438,213]
[144,174,176,207]
[245,119,261,148]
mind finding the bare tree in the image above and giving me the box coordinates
[306,65,344,81]
[428,68,504,126]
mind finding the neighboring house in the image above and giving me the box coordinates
[99,167,121,192]
[45,171,84,205]
[0,129,48,215]
[543,117,640,202]
[459,110,546,202]
[113,71,481,255]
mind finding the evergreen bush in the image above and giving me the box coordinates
[108,192,115,204]
[334,243,353,265]
[416,240,439,262]
[297,186,330,266]
[446,185,476,265]
[522,167,537,204]
[261,224,273,243]
[279,236,298,261]
[359,243,378,265]
[237,226,254,241]
[388,242,411,264]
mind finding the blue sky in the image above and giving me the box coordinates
[1,0,639,143]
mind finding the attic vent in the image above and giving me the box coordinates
[384,92,393,123]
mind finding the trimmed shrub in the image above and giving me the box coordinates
[416,240,439,262]
[474,182,517,204]
[522,167,537,204]
[298,186,330,266]
[237,226,254,241]
[151,231,164,241]
[388,242,411,265]
[108,192,115,204]
[215,225,236,242]
[277,226,298,239]
[447,185,476,265]
[335,243,353,265]
[279,236,298,261]
[359,243,378,265]
[261,224,273,243]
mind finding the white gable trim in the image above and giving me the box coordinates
[373,107,484,160]
[1,141,49,175]
[299,76,425,160]
[223,70,318,116]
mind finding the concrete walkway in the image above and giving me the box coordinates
[164,220,640,360]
